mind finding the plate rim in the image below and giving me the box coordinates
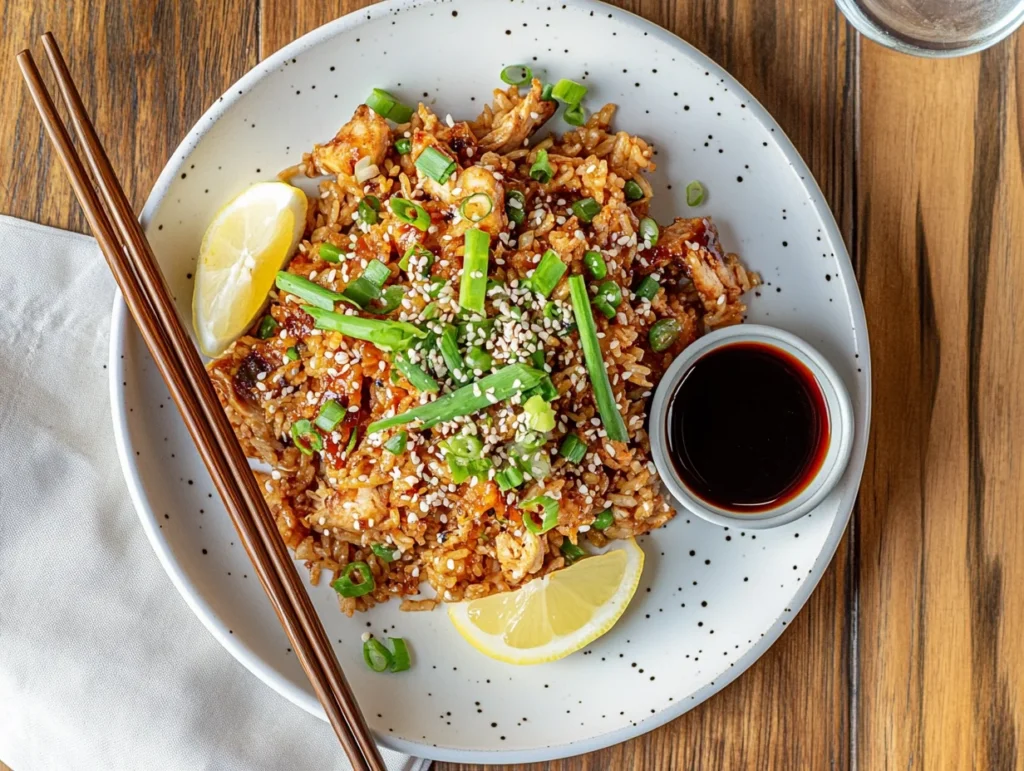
[108,0,872,762]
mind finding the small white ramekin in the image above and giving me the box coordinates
[648,324,854,529]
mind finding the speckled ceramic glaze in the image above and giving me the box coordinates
[109,0,871,763]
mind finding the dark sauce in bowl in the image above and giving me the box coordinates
[667,342,829,513]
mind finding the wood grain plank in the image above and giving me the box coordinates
[856,33,1024,771]
[258,2,856,769]
[0,0,258,232]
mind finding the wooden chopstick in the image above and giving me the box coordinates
[18,36,386,771]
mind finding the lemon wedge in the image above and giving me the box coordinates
[447,538,644,665]
[192,182,307,357]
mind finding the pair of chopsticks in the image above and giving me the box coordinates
[17,34,386,771]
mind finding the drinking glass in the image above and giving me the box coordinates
[835,0,1024,56]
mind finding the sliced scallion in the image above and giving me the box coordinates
[415,146,457,183]
[560,540,586,565]
[257,315,278,339]
[358,194,381,225]
[366,88,413,123]
[564,102,586,127]
[388,637,411,672]
[383,430,408,455]
[529,149,554,184]
[290,419,322,455]
[364,285,403,315]
[597,280,622,309]
[459,192,494,223]
[440,324,469,383]
[500,64,533,86]
[505,190,526,226]
[635,275,660,301]
[334,561,375,598]
[319,242,342,263]
[459,228,490,314]
[371,543,399,563]
[551,78,587,105]
[275,272,343,311]
[559,433,587,464]
[395,137,412,154]
[393,351,440,393]
[568,275,628,442]
[523,394,555,432]
[367,363,546,434]
[399,244,435,276]
[285,346,300,361]
[464,345,493,373]
[315,399,345,432]
[443,433,484,459]
[686,180,705,206]
[593,508,614,530]
[362,638,392,672]
[304,307,426,351]
[495,465,525,492]
[571,197,600,223]
[390,197,431,230]
[525,249,567,298]
[345,427,359,455]
[592,297,617,320]
[521,495,559,535]
[540,82,555,101]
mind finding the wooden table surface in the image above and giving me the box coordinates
[3,1,1023,769]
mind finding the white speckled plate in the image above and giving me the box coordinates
[109,0,870,763]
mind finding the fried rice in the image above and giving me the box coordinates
[207,78,758,615]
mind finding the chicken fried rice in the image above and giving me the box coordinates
[207,77,758,615]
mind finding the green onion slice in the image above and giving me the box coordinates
[447,456,492,484]
[364,285,403,315]
[521,495,559,535]
[464,345,493,373]
[315,399,345,432]
[540,83,555,101]
[393,351,439,393]
[592,297,617,320]
[560,540,587,565]
[505,190,526,226]
[383,430,408,455]
[358,195,381,225]
[526,249,567,298]
[276,272,344,311]
[366,88,414,123]
[440,324,469,383]
[583,250,607,280]
[319,242,342,263]
[362,638,392,672]
[529,149,554,184]
[304,307,426,351]
[285,346,300,361]
[390,198,431,230]
[399,244,435,275]
[495,466,525,492]
[388,637,411,672]
[568,275,628,442]
[564,102,586,127]
[459,228,490,314]
[371,543,399,563]
[257,315,278,339]
[421,302,440,320]
[415,146,457,183]
[559,433,587,464]
[459,193,494,223]
[333,561,376,598]
[290,419,322,455]
[551,78,588,105]
[635,275,660,301]
[593,508,614,530]
[571,197,600,223]
[395,137,412,154]
[639,217,659,246]
[524,394,555,432]
[649,318,682,352]
[443,433,484,459]
[345,427,359,455]
[624,179,645,201]
[367,363,546,434]
[500,64,533,86]
[686,180,705,206]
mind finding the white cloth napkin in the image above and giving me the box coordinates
[0,216,428,771]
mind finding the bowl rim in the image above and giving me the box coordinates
[108,0,873,762]
[648,324,856,529]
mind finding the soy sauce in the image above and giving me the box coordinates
[667,342,829,512]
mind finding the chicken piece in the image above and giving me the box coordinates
[495,530,547,583]
[310,105,390,176]
[322,486,388,536]
[477,79,557,153]
[647,217,756,327]
[449,166,505,238]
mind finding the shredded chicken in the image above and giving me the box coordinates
[310,104,391,176]
[495,530,546,582]
[449,166,505,238]
[476,79,556,153]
